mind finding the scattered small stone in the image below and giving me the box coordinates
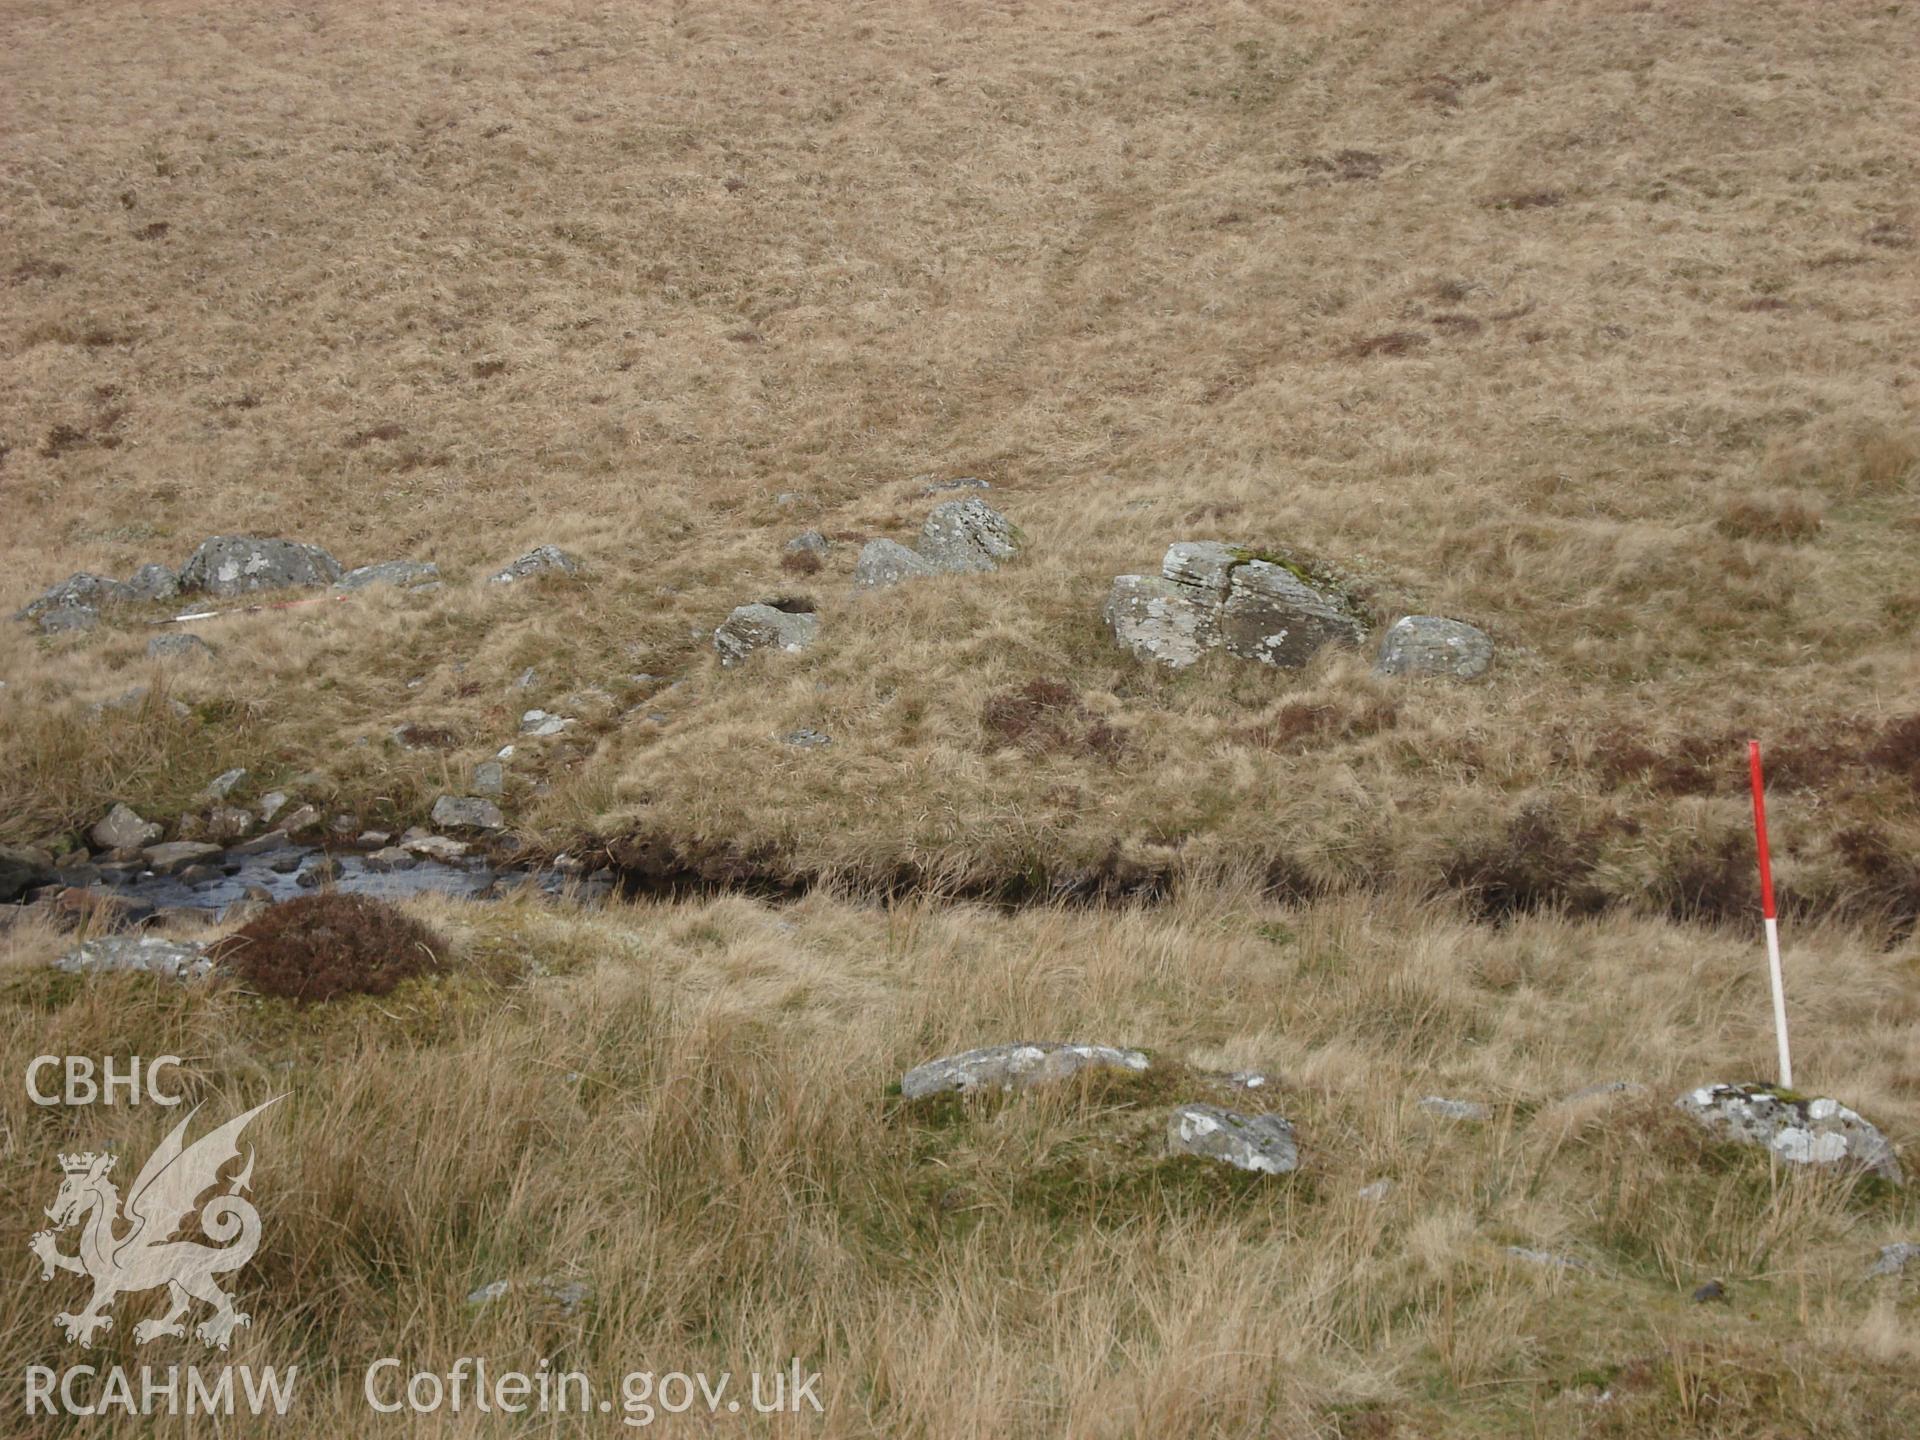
[229,830,290,856]
[714,603,819,665]
[403,834,469,862]
[488,545,580,584]
[279,804,320,834]
[853,538,938,589]
[900,1043,1149,1100]
[267,852,304,874]
[1226,1070,1271,1090]
[431,795,504,833]
[204,767,248,800]
[328,814,359,836]
[1676,1083,1904,1183]
[785,530,831,555]
[1167,1102,1301,1175]
[467,1276,593,1315]
[91,803,162,851]
[179,535,343,596]
[1868,1242,1918,1277]
[205,805,255,843]
[1419,1096,1492,1122]
[1375,615,1495,681]
[520,709,575,737]
[365,847,417,873]
[924,476,989,493]
[775,491,805,508]
[473,761,505,796]
[1357,1179,1394,1202]
[780,728,832,748]
[258,792,289,823]
[147,633,214,661]
[53,936,213,981]
[336,560,439,590]
[357,830,392,848]
[178,863,222,885]
[1691,1279,1727,1304]
[142,840,222,875]
[514,667,538,689]
[1561,1080,1648,1105]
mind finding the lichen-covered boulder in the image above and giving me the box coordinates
[714,603,819,666]
[900,1042,1148,1100]
[1375,615,1494,680]
[1103,575,1219,669]
[179,536,343,596]
[124,563,180,602]
[1167,1102,1300,1174]
[15,572,134,620]
[785,530,831,555]
[916,498,1021,574]
[1868,1242,1917,1277]
[54,936,213,981]
[1218,558,1368,668]
[37,604,99,634]
[1677,1083,1903,1183]
[853,539,938,589]
[488,545,580,584]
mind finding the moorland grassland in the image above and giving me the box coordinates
[2,1,1917,1435]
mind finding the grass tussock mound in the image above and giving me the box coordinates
[212,892,448,1003]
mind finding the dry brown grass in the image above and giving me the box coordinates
[2,887,1916,1435]
[2,0,1916,925]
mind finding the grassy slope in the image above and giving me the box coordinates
[1,0,1916,919]
[2,887,1916,1436]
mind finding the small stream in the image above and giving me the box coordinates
[72,842,606,918]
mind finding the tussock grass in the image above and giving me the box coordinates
[2,887,1915,1434]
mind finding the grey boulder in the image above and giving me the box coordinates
[16,573,133,619]
[900,1042,1149,1100]
[714,603,818,666]
[54,936,213,981]
[37,604,99,634]
[1167,1102,1300,1175]
[124,563,180,602]
[1375,615,1494,681]
[853,539,938,589]
[488,545,580,584]
[179,536,343,596]
[1868,1242,1918,1277]
[143,841,223,874]
[915,498,1021,574]
[1107,542,1366,670]
[92,803,163,851]
[430,795,504,833]
[1677,1083,1903,1183]
[785,530,831,555]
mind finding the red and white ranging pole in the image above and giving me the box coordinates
[1747,740,1793,1088]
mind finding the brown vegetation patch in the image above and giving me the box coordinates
[343,422,408,449]
[1428,313,1483,336]
[470,359,508,379]
[211,893,448,1003]
[981,679,1125,761]
[780,549,823,575]
[1413,70,1491,108]
[133,221,170,241]
[1302,149,1385,181]
[10,257,70,283]
[1713,492,1823,542]
[1863,221,1913,249]
[1239,698,1399,753]
[1735,296,1793,312]
[1345,330,1428,358]
[1439,804,1606,921]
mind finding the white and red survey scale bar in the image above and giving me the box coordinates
[1748,740,1793,1088]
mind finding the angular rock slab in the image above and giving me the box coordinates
[17,572,134,619]
[54,936,214,982]
[92,803,162,851]
[124,563,180,602]
[1219,559,1368,668]
[142,840,223,874]
[1375,615,1494,681]
[1103,575,1220,669]
[900,1042,1148,1100]
[853,539,938,589]
[37,605,99,634]
[916,498,1020,574]
[714,603,818,665]
[1868,1242,1918,1277]
[1167,1102,1300,1175]
[431,795,504,833]
[1677,1083,1903,1183]
[179,536,343,596]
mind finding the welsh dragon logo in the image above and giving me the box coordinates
[29,1096,281,1349]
